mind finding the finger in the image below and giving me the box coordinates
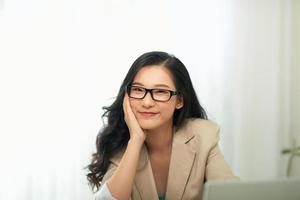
[124,94,135,122]
[126,95,136,119]
[124,94,138,126]
[123,94,129,120]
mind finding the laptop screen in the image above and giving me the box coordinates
[202,178,300,200]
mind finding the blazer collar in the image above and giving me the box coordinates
[110,120,196,200]
[165,124,196,200]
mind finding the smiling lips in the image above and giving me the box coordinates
[138,112,158,117]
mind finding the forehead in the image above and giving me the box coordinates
[132,65,175,88]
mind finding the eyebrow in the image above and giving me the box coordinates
[132,82,171,88]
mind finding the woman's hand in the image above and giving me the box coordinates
[123,94,146,144]
[106,94,147,200]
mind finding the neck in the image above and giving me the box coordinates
[144,121,173,153]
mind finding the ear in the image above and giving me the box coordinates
[175,95,184,109]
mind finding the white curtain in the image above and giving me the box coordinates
[0,0,299,199]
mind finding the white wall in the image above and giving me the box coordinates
[0,1,174,199]
[222,0,283,178]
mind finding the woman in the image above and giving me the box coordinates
[87,51,237,200]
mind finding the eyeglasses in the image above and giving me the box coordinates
[126,85,180,102]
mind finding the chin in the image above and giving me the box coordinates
[138,119,161,130]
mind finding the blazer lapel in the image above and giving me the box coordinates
[165,126,196,200]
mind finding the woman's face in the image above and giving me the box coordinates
[129,65,183,131]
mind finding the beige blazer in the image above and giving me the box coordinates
[101,118,238,200]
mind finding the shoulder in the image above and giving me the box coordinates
[176,118,220,147]
[183,118,219,132]
[179,118,220,136]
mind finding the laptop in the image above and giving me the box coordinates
[202,178,300,200]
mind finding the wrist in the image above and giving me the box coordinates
[128,137,144,148]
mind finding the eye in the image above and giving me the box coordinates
[154,89,169,94]
[131,86,144,92]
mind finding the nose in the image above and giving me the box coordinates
[142,91,155,107]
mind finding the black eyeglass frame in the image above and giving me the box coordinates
[126,85,180,102]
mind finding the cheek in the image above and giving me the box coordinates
[160,103,176,117]
[129,98,139,113]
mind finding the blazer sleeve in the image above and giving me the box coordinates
[95,182,117,200]
[205,127,239,181]
[95,162,134,200]
[94,163,118,200]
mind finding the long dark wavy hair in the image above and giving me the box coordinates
[86,51,207,192]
